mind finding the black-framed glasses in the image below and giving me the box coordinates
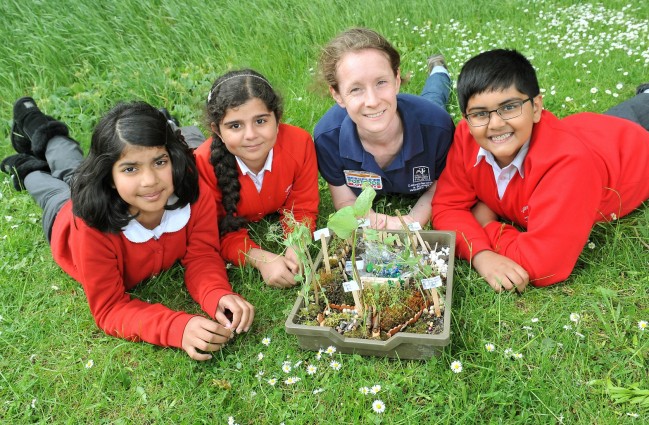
[464,97,534,127]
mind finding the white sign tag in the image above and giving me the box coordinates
[358,218,371,228]
[408,222,423,231]
[422,276,443,289]
[343,280,360,292]
[313,228,330,240]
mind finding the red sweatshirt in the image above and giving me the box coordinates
[50,181,236,348]
[433,110,649,286]
[194,123,319,265]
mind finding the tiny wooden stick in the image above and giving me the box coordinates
[352,289,363,316]
[430,288,441,317]
[320,234,331,274]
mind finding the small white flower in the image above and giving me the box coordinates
[51,285,60,290]
[315,352,322,360]
[307,365,317,375]
[638,320,648,331]
[570,313,580,323]
[282,364,292,373]
[261,337,271,346]
[450,360,463,373]
[325,346,337,355]
[522,326,533,330]
[257,353,264,361]
[563,324,572,330]
[256,370,264,378]
[531,317,539,323]
[359,386,370,395]
[267,378,277,386]
[370,384,381,394]
[330,360,342,370]
[626,412,639,418]
[293,360,302,368]
[228,416,236,425]
[590,87,598,94]
[85,359,94,369]
[504,348,514,358]
[587,242,595,249]
[284,376,300,385]
[610,213,617,220]
[616,83,624,90]
[312,388,324,394]
[565,96,573,102]
[513,353,523,359]
[485,343,495,352]
[31,398,37,409]
[372,399,386,414]
[575,332,585,339]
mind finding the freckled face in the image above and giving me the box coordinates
[212,98,279,174]
[330,48,402,140]
[465,86,543,168]
[111,144,174,229]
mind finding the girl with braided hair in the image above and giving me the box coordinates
[193,69,319,288]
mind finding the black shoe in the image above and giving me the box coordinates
[12,97,69,160]
[1,153,50,191]
[159,108,180,127]
[637,83,649,95]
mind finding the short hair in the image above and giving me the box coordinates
[205,69,282,235]
[457,49,540,114]
[318,27,400,93]
[71,101,199,233]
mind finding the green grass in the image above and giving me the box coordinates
[1,0,648,423]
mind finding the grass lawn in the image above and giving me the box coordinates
[0,0,648,423]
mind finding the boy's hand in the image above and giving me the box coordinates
[473,250,529,293]
[216,294,255,334]
[182,316,233,361]
[471,201,498,227]
[249,248,299,288]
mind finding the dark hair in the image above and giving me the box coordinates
[206,69,282,235]
[457,49,540,114]
[319,27,400,93]
[71,101,199,233]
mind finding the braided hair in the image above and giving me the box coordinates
[206,69,283,235]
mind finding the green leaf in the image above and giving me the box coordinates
[327,206,358,239]
[353,185,376,218]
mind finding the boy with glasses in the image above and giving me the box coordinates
[432,49,649,293]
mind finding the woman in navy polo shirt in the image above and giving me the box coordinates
[314,27,454,229]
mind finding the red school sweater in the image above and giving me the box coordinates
[194,123,319,265]
[50,181,235,348]
[432,110,649,286]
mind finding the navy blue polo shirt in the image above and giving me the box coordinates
[314,94,454,196]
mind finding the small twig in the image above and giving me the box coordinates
[320,234,331,274]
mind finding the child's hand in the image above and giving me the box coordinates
[216,294,255,334]
[472,250,529,293]
[249,248,299,288]
[285,246,302,274]
[182,316,233,361]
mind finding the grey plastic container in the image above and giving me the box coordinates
[285,230,455,360]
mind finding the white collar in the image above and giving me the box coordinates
[236,148,274,176]
[475,140,530,177]
[122,196,191,243]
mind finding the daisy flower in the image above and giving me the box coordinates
[359,387,370,395]
[85,359,94,369]
[370,384,381,394]
[569,313,580,323]
[372,399,386,414]
[563,324,572,330]
[638,321,647,331]
[267,378,277,386]
[307,365,317,375]
[504,348,514,358]
[257,353,264,361]
[485,343,495,352]
[587,242,595,249]
[313,388,324,394]
[261,337,271,346]
[282,364,292,374]
[315,350,322,360]
[330,360,342,370]
[228,417,237,425]
[284,377,300,385]
[531,317,539,323]
[325,346,337,355]
[513,353,523,359]
[450,360,463,373]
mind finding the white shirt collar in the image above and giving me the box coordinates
[122,195,191,243]
[236,149,274,192]
[474,140,530,178]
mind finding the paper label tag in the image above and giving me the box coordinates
[358,218,370,228]
[422,276,443,289]
[408,222,423,231]
[343,280,360,292]
[345,261,352,273]
[313,228,330,240]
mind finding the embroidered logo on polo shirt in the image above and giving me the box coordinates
[412,166,431,183]
[343,170,383,190]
